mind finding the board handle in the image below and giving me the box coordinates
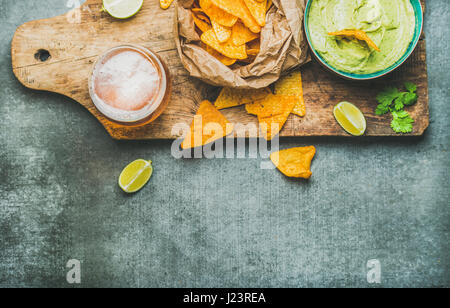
[11,0,101,93]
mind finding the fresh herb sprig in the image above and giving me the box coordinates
[375,82,418,133]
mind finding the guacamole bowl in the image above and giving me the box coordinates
[304,0,424,80]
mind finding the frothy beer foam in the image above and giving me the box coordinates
[93,49,160,111]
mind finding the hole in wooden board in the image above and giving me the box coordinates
[34,49,51,62]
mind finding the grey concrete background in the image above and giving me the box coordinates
[0,0,448,288]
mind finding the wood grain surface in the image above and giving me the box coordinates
[11,0,429,139]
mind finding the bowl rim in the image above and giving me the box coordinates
[303,0,424,80]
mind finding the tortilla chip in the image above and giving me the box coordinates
[243,0,266,27]
[231,21,259,46]
[266,0,272,11]
[247,39,260,50]
[236,58,253,65]
[246,48,260,56]
[192,12,212,33]
[274,71,306,117]
[214,87,271,109]
[200,0,238,28]
[205,45,237,66]
[328,29,381,52]
[211,0,261,33]
[245,94,296,140]
[160,0,174,9]
[237,55,256,64]
[181,100,234,149]
[192,8,212,24]
[245,94,283,116]
[211,20,232,43]
[201,29,247,59]
[270,146,316,179]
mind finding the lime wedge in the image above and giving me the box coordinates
[333,101,367,136]
[119,159,153,193]
[103,0,144,19]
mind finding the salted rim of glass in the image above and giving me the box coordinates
[88,44,167,123]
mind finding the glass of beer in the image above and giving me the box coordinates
[89,44,171,126]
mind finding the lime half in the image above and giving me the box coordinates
[333,101,367,136]
[119,159,153,193]
[103,0,144,19]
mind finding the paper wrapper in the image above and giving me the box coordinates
[175,0,310,89]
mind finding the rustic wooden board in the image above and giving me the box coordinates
[11,0,429,139]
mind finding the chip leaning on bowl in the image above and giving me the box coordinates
[307,0,416,75]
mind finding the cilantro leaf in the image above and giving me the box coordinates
[393,93,406,111]
[404,82,417,93]
[376,103,390,115]
[376,87,402,105]
[375,87,402,115]
[392,110,409,119]
[403,92,418,106]
[391,111,414,133]
[374,84,418,134]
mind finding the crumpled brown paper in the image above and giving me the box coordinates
[174,0,310,89]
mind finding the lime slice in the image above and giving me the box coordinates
[103,0,144,19]
[333,101,367,136]
[119,159,153,193]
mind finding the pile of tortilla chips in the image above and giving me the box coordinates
[181,70,305,147]
[213,70,306,140]
[191,0,272,66]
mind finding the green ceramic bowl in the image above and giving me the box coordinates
[304,0,424,80]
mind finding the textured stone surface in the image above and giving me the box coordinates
[0,0,448,288]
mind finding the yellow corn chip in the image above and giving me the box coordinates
[274,71,306,117]
[192,13,212,33]
[247,39,260,50]
[211,20,232,43]
[245,94,283,116]
[214,87,271,109]
[160,0,174,9]
[245,94,296,140]
[201,29,247,59]
[182,100,234,149]
[200,0,238,28]
[266,0,272,11]
[211,0,261,33]
[205,45,237,66]
[231,21,259,46]
[246,48,260,56]
[192,8,211,24]
[270,146,316,179]
[328,29,381,52]
[238,55,256,64]
[243,0,266,27]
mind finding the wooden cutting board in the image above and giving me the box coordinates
[11,0,429,139]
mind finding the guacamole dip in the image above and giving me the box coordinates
[308,0,416,74]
